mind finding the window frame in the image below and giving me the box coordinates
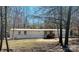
[24,31,27,35]
[18,31,21,35]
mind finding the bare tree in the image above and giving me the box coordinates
[59,7,63,46]
[0,7,3,51]
[4,6,9,52]
[64,7,72,47]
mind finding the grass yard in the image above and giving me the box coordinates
[1,38,79,52]
[2,39,64,52]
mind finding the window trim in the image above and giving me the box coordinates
[18,31,21,35]
[24,31,27,35]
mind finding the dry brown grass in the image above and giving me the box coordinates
[2,38,79,52]
[2,39,59,51]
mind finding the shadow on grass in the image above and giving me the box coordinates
[62,46,72,52]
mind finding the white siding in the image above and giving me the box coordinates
[10,29,66,39]
[10,30,44,39]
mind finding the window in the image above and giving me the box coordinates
[18,31,21,35]
[24,31,27,35]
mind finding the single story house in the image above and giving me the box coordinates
[10,28,66,39]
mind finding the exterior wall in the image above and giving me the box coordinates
[10,30,44,39]
[10,29,67,39]
[53,30,66,38]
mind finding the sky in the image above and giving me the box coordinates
[9,6,44,25]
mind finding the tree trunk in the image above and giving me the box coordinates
[64,7,72,47]
[77,26,79,38]
[5,6,9,52]
[0,7,4,51]
[59,7,63,46]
